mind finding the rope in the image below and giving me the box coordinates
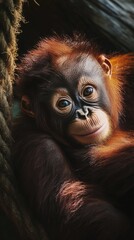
[0,1,48,239]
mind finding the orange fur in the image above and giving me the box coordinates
[104,54,134,127]
[91,131,134,160]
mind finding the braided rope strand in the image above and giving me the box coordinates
[0,0,48,239]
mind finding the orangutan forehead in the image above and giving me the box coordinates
[55,54,104,86]
[57,53,101,72]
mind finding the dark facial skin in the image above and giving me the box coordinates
[24,54,112,145]
[13,37,134,240]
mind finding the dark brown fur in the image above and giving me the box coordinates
[13,36,134,240]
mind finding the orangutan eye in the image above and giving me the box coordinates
[58,99,71,108]
[83,86,94,96]
[81,85,98,101]
[51,88,73,115]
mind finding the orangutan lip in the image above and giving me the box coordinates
[75,125,104,137]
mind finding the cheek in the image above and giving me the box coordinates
[49,114,70,138]
[68,110,112,144]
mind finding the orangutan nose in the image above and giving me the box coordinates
[76,106,91,119]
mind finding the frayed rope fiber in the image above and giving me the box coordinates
[0,1,48,239]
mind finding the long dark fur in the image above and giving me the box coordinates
[13,36,134,240]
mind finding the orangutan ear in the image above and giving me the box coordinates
[21,95,35,118]
[98,55,112,76]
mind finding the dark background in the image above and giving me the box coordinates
[18,0,122,57]
[18,0,134,57]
